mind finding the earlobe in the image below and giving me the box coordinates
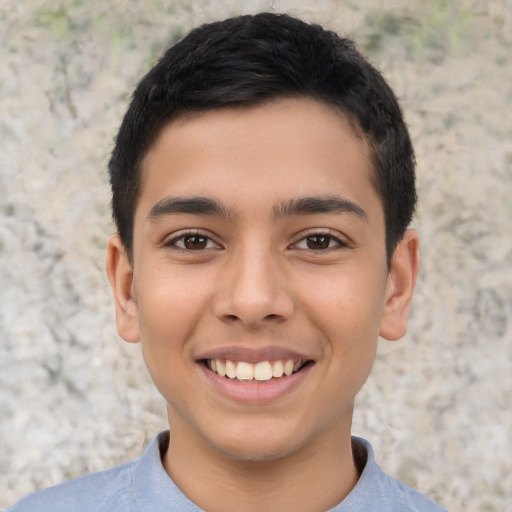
[379,230,420,341]
[105,234,141,343]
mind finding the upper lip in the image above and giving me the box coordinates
[195,346,312,364]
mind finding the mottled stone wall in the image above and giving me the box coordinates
[1,1,511,510]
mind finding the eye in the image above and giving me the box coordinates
[166,233,220,251]
[294,233,345,250]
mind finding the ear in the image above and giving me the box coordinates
[379,229,420,341]
[106,234,140,343]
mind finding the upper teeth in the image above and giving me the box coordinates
[208,359,305,381]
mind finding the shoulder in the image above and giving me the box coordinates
[333,437,448,512]
[5,459,137,512]
[382,473,448,512]
[6,431,198,512]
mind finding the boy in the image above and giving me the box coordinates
[8,12,447,512]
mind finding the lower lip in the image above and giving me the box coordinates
[198,362,313,404]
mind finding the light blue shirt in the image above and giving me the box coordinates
[7,431,447,511]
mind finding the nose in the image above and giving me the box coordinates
[212,245,294,328]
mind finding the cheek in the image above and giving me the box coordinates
[134,268,209,405]
[298,266,385,336]
[296,264,385,397]
[135,265,211,357]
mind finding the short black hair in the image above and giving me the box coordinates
[109,12,416,265]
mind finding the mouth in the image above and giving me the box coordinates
[202,358,313,383]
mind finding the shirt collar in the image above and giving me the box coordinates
[132,431,386,512]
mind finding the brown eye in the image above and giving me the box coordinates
[166,232,220,251]
[306,235,332,250]
[183,235,209,250]
[293,233,345,251]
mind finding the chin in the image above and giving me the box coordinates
[215,440,297,463]
[205,422,308,463]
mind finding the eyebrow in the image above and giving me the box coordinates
[272,195,367,221]
[146,194,367,222]
[147,196,234,221]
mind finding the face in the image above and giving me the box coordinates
[107,97,419,463]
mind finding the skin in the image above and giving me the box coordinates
[106,97,420,512]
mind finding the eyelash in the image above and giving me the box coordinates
[163,229,348,252]
[291,230,348,251]
[163,230,221,251]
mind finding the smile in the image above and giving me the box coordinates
[205,359,310,382]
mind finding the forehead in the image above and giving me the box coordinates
[137,97,381,224]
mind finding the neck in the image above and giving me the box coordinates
[163,413,360,512]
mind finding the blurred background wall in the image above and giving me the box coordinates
[1,1,511,510]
